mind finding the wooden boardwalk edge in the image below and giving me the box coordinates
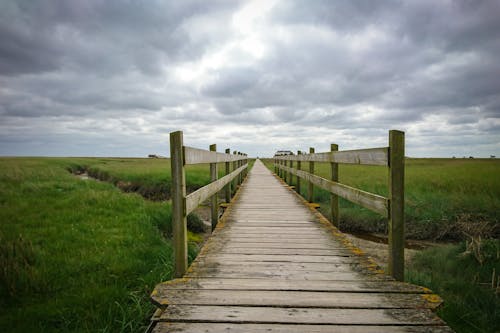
[148,160,453,333]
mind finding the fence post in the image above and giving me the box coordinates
[274,157,277,174]
[330,144,340,228]
[225,148,231,203]
[210,144,218,231]
[237,152,242,185]
[170,131,187,278]
[296,151,302,195]
[289,157,294,187]
[308,147,315,202]
[233,151,237,194]
[284,159,288,183]
[388,130,405,281]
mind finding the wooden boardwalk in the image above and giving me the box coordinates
[150,160,452,332]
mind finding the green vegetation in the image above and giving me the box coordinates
[264,158,500,240]
[0,157,214,332]
[407,240,500,332]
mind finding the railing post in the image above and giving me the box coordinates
[237,152,242,185]
[289,157,294,187]
[388,130,405,281]
[210,144,218,231]
[308,147,315,202]
[232,151,237,194]
[330,144,340,228]
[274,157,277,174]
[296,151,301,195]
[284,159,288,184]
[170,131,187,278]
[225,148,231,203]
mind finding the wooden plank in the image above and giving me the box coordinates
[191,262,357,273]
[218,245,352,256]
[153,322,453,333]
[154,278,431,293]
[185,268,368,280]
[169,131,188,278]
[154,289,441,309]
[389,129,405,281]
[158,305,445,325]
[185,164,246,214]
[196,254,356,263]
[276,147,389,166]
[277,164,389,217]
[222,242,341,249]
[184,146,246,164]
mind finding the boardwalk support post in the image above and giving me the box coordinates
[225,148,231,203]
[330,144,340,228]
[308,147,315,202]
[210,144,218,231]
[388,130,405,281]
[296,151,302,195]
[170,131,188,278]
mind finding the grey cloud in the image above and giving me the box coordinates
[0,0,499,158]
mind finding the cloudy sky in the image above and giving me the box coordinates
[1,0,499,158]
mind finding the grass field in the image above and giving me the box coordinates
[0,157,221,332]
[264,157,500,332]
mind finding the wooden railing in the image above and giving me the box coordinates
[170,131,248,277]
[274,130,405,281]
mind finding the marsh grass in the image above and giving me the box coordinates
[0,157,204,332]
[407,240,500,332]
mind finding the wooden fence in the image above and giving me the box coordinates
[274,130,405,281]
[170,131,248,277]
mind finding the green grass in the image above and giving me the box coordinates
[0,157,207,332]
[407,240,500,332]
[264,158,500,240]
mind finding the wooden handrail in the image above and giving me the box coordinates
[274,130,405,281]
[275,147,388,166]
[170,131,248,277]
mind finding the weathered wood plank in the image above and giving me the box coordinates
[196,253,356,263]
[154,289,441,309]
[153,323,453,333]
[185,164,246,214]
[185,269,373,280]
[158,305,445,325]
[276,147,389,166]
[218,248,350,256]
[184,146,247,164]
[154,278,431,293]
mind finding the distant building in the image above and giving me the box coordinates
[274,150,294,156]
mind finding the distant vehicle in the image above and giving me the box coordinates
[274,150,294,156]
